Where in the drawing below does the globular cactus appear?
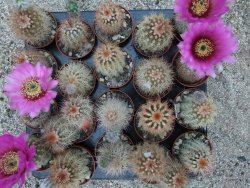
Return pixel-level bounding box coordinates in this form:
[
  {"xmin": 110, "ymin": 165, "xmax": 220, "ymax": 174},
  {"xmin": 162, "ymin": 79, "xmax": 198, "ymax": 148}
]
[
  {"xmin": 134, "ymin": 58, "xmax": 173, "ymax": 97},
  {"xmin": 22, "ymin": 110, "xmax": 51, "ymax": 129},
  {"xmin": 58, "ymin": 62, "xmax": 94, "ymax": 96},
  {"xmin": 175, "ymin": 90, "xmax": 217, "ymax": 129},
  {"xmin": 49, "ymin": 148, "xmax": 92, "ymax": 188},
  {"xmin": 173, "ymin": 133, "xmax": 213, "ymax": 175},
  {"xmin": 12, "ymin": 50, "xmax": 51, "ymax": 67},
  {"xmin": 9, "ymin": 5, "xmax": 55, "ymax": 46},
  {"xmin": 161, "ymin": 157, "xmax": 187, "ymax": 188},
  {"xmin": 41, "ymin": 116, "xmax": 80, "ymax": 154},
  {"xmin": 174, "ymin": 54, "xmax": 201, "ymax": 84},
  {"xmin": 97, "ymin": 98, "xmax": 131, "ymax": 131},
  {"xmin": 28, "ymin": 134, "xmax": 53, "ymax": 169},
  {"xmin": 95, "ymin": 2, "xmax": 125, "ymax": 35},
  {"xmin": 97, "ymin": 141, "xmax": 132, "ymax": 176},
  {"xmin": 137, "ymin": 100, "xmax": 175, "ymax": 139},
  {"xmin": 61, "ymin": 96, "xmax": 94, "ymax": 134},
  {"xmin": 93, "ymin": 43, "xmax": 127, "ymax": 78},
  {"xmin": 58, "ymin": 17, "xmax": 91, "ymax": 51},
  {"xmin": 172, "ymin": 14, "xmax": 188, "ymax": 35},
  {"xmin": 130, "ymin": 142, "xmax": 167, "ymax": 183},
  {"xmin": 104, "ymin": 129, "xmax": 121, "ymax": 143},
  {"xmin": 135, "ymin": 14, "xmax": 174, "ymax": 54}
]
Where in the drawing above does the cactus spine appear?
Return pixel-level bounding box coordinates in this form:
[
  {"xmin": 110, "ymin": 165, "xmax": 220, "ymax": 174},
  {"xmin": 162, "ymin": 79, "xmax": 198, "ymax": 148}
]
[
  {"xmin": 95, "ymin": 2, "xmax": 125, "ymax": 35},
  {"xmin": 135, "ymin": 58, "xmax": 173, "ymax": 97},
  {"xmin": 130, "ymin": 142, "xmax": 167, "ymax": 183},
  {"xmin": 137, "ymin": 100, "xmax": 175, "ymax": 139},
  {"xmin": 93, "ymin": 43, "xmax": 127, "ymax": 78},
  {"xmin": 135, "ymin": 14, "xmax": 174, "ymax": 54},
  {"xmin": 9, "ymin": 5, "xmax": 55, "ymax": 46},
  {"xmin": 49, "ymin": 148, "xmax": 92, "ymax": 188}
]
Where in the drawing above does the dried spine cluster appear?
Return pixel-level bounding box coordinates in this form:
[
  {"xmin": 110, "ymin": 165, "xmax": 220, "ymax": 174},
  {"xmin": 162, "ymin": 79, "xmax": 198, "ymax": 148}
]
[
  {"xmin": 137, "ymin": 100, "xmax": 175, "ymax": 139},
  {"xmin": 94, "ymin": 43, "xmax": 127, "ymax": 78}
]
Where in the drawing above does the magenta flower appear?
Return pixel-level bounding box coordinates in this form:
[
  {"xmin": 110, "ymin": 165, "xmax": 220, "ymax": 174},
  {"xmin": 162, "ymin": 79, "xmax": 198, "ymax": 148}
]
[
  {"xmin": 4, "ymin": 62, "xmax": 58, "ymax": 118},
  {"xmin": 0, "ymin": 133, "xmax": 37, "ymax": 188},
  {"xmin": 178, "ymin": 21, "xmax": 238, "ymax": 77},
  {"xmin": 174, "ymin": 0, "xmax": 232, "ymax": 23}
]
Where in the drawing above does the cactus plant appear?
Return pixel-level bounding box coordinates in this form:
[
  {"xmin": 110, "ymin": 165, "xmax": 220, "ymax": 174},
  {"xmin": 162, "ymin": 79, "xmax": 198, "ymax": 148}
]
[
  {"xmin": 174, "ymin": 53, "xmax": 203, "ymax": 84},
  {"xmin": 41, "ymin": 116, "xmax": 80, "ymax": 154},
  {"xmin": 95, "ymin": 2, "xmax": 125, "ymax": 36},
  {"xmin": 175, "ymin": 90, "xmax": 217, "ymax": 129},
  {"xmin": 97, "ymin": 98, "xmax": 131, "ymax": 131},
  {"xmin": 97, "ymin": 141, "xmax": 132, "ymax": 176},
  {"xmin": 22, "ymin": 111, "xmax": 51, "ymax": 129},
  {"xmin": 94, "ymin": 43, "xmax": 127, "ymax": 77},
  {"xmin": 172, "ymin": 14, "xmax": 188, "ymax": 36},
  {"xmin": 57, "ymin": 61, "xmax": 95, "ymax": 96},
  {"xmin": 104, "ymin": 129, "xmax": 121, "ymax": 143},
  {"xmin": 130, "ymin": 142, "xmax": 167, "ymax": 183},
  {"xmin": 9, "ymin": 5, "xmax": 56, "ymax": 47},
  {"xmin": 173, "ymin": 132, "xmax": 213, "ymax": 175},
  {"xmin": 61, "ymin": 96, "xmax": 94, "ymax": 135},
  {"xmin": 57, "ymin": 17, "xmax": 94, "ymax": 58},
  {"xmin": 28, "ymin": 134, "xmax": 53, "ymax": 169},
  {"xmin": 136, "ymin": 100, "xmax": 175, "ymax": 140},
  {"xmin": 134, "ymin": 58, "xmax": 173, "ymax": 98},
  {"xmin": 49, "ymin": 148, "xmax": 92, "ymax": 188},
  {"xmin": 161, "ymin": 157, "xmax": 187, "ymax": 188},
  {"xmin": 134, "ymin": 14, "xmax": 174, "ymax": 56}
]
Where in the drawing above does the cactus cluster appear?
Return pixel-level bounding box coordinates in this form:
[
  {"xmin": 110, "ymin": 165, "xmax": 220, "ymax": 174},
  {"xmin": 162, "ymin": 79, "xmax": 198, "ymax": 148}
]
[
  {"xmin": 49, "ymin": 148, "xmax": 92, "ymax": 188},
  {"xmin": 173, "ymin": 132, "xmax": 213, "ymax": 174},
  {"xmin": 130, "ymin": 142, "xmax": 167, "ymax": 183},
  {"xmin": 28, "ymin": 134, "xmax": 53, "ymax": 169},
  {"xmin": 97, "ymin": 141, "xmax": 132, "ymax": 176},
  {"xmin": 175, "ymin": 90, "xmax": 217, "ymax": 129},
  {"xmin": 174, "ymin": 54, "xmax": 202, "ymax": 84},
  {"xmin": 95, "ymin": 2, "xmax": 125, "ymax": 35},
  {"xmin": 58, "ymin": 17, "xmax": 92, "ymax": 52},
  {"xmin": 137, "ymin": 100, "xmax": 175, "ymax": 140},
  {"xmin": 93, "ymin": 43, "xmax": 127, "ymax": 78},
  {"xmin": 161, "ymin": 157, "xmax": 187, "ymax": 188},
  {"xmin": 22, "ymin": 110, "xmax": 51, "ymax": 129},
  {"xmin": 41, "ymin": 116, "xmax": 80, "ymax": 154},
  {"xmin": 58, "ymin": 62, "xmax": 94, "ymax": 96},
  {"xmin": 97, "ymin": 98, "xmax": 131, "ymax": 131},
  {"xmin": 61, "ymin": 96, "xmax": 94, "ymax": 135},
  {"xmin": 135, "ymin": 14, "xmax": 174, "ymax": 55},
  {"xmin": 134, "ymin": 58, "xmax": 173, "ymax": 97},
  {"xmin": 9, "ymin": 5, "xmax": 55, "ymax": 47}
]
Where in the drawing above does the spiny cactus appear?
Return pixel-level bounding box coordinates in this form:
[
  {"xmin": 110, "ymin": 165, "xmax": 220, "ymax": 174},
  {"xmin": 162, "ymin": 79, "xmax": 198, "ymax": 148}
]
[
  {"xmin": 134, "ymin": 58, "xmax": 173, "ymax": 97},
  {"xmin": 58, "ymin": 17, "xmax": 92, "ymax": 52},
  {"xmin": 22, "ymin": 110, "xmax": 51, "ymax": 129},
  {"xmin": 95, "ymin": 2, "xmax": 125, "ymax": 35},
  {"xmin": 161, "ymin": 157, "xmax": 187, "ymax": 188},
  {"xmin": 135, "ymin": 14, "xmax": 174, "ymax": 55},
  {"xmin": 58, "ymin": 62, "xmax": 94, "ymax": 96},
  {"xmin": 9, "ymin": 5, "xmax": 56, "ymax": 47},
  {"xmin": 172, "ymin": 14, "xmax": 188, "ymax": 36},
  {"xmin": 61, "ymin": 96, "xmax": 94, "ymax": 134},
  {"xmin": 130, "ymin": 142, "xmax": 167, "ymax": 183},
  {"xmin": 104, "ymin": 129, "xmax": 121, "ymax": 143},
  {"xmin": 97, "ymin": 98, "xmax": 131, "ymax": 131},
  {"xmin": 174, "ymin": 54, "xmax": 201, "ymax": 84},
  {"xmin": 41, "ymin": 116, "xmax": 80, "ymax": 154},
  {"xmin": 93, "ymin": 43, "xmax": 127, "ymax": 78},
  {"xmin": 175, "ymin": 90, "xmax": 217, "ymax": 129},
  {"xmin": 49, "ymin": 148, "xmax": 92, "ymax": 188},
  {"xmin": 173, "ymin": 133, "xmax": 213, "ymax": 174},
  {"xmin": 97, "ymin": 141, "xmax": 132, "ymax": 176},
  {"xmin": 28, "ymin": 134, "xmax": 53, "ymax": 169},
  {"xmin": 137, "ymin": 100, "xmax": 175, "ymax": 140}
]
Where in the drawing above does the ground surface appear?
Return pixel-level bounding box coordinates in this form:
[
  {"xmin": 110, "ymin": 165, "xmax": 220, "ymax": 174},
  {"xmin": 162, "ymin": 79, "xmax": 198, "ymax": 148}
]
[{"xmin": 0, "ymin": 0, "xmax": 249, "ymax": 188}]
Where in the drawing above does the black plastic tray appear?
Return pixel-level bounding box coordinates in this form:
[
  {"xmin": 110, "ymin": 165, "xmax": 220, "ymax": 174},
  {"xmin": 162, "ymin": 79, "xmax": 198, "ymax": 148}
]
[{"xmin": 27, "ymin": 9, "xmax": 207, "ymax": 180}]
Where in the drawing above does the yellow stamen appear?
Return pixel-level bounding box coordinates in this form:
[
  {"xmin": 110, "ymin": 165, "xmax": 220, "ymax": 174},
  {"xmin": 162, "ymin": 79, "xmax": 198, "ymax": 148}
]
[
  {"xmin": 194, "ymin": 38, "xmax": 214, "ymax": 59},
  {"xmin": 22, "ymin": 78, "xmax": 44, "ymax": 100},
  {"xmin": 190, "ymin": 0, "xmax": 210, "ymax": 17},
  {"xmin": 0, "ymin": 151, "xmax": 19, "ymax": 175}
]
